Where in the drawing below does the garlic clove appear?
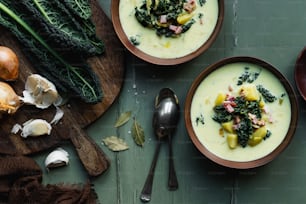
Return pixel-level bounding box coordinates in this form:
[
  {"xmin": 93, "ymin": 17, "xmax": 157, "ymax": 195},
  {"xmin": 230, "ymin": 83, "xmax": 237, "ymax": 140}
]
[
  {"xmin": 22, "ymin": 74, "xmax": 59, "ymax": 109},
  {"xmin": 44, "ymin": 147, "xmax": 69, "ymax": 170},
  {"xmin": 20, "ymin": 119, "xmax": 52, "ymax": 138}
]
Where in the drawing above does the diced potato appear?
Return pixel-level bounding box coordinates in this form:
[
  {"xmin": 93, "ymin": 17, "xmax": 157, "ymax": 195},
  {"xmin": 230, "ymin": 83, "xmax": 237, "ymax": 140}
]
[
  {"xmin": 259, "ymin": 99, "xmax": 265, "ymax": 108},
  {"xmin": 252, "ymin": 126, "xmax": 267, "ymax": 138},
  {"xmin": 227, "ymin": 133, "xmax": 238, "ymax": 149},
  {"xmin": 248, "ymin": 126, "xmax": 267, "ymax": 146},
  {"xmin": 240, "ymin": 84, "xmax": 259, "ymax": 101},
  {"xmin": 146, "ymin": 0, "xmax": 152, "ymax": 11},
  {"xmin": 177, "ymin": 13, "xmax": 194, "ymax": 24},
  {"xmin": 221, "ymin": 121, "xmax": 234, "ymax": 133},
  {"xmin": 214, "ymin": 93, "xmax": 226, "ymax": 106},
  {"xmin": 248, "ymin": 136, "xmax": 263, "ymax": 146}
]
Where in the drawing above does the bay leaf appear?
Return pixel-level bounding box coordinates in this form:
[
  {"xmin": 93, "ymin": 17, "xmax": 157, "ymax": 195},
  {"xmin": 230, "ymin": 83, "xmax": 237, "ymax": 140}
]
[
  {"xmin": 102, "ymin": 136, "xmax": 129, "ymax": 152},
  {"xmin": 131, "ymin": 118, "xmax": 145, "ymax": 146},
  {"xmin": 114, "ymin": 111, "xmax": 132, "ymax": 127}
]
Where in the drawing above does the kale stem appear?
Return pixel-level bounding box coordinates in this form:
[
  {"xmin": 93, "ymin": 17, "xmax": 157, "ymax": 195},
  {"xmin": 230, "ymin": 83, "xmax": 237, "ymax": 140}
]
[{"xmin": 32, "ymin": 0, "xmax": 52, "ymax": 23}]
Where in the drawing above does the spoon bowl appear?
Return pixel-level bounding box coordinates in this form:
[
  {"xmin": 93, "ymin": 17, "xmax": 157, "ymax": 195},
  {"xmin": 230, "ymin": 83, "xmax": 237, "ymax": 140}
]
[
  {"xmin": 295, "ymin": 47, "xmax": 306, "ymax": 101},
  {"xmin": 153, "ymin": 88, "xmax": 180, "ymax": 139}
]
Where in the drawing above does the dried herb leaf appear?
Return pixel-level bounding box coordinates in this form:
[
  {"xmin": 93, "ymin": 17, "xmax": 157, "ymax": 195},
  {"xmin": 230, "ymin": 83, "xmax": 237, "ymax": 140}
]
[
  {"xmin": 102, "ymin": 136, "xmax": 129, "ymax": 152},
  {"xmin": 131, "ymin": 118, "xmax": 145, "ymax": 146},
  {"xmin": 114, "ymin": 111, "xmax": 132, "ymax": 127}
]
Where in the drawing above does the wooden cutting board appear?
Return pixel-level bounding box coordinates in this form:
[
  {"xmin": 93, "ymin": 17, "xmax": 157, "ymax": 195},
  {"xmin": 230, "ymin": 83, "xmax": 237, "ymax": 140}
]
[{"xmin": 0, "ymin": 0, "xmax": 125, "ymax": 176}]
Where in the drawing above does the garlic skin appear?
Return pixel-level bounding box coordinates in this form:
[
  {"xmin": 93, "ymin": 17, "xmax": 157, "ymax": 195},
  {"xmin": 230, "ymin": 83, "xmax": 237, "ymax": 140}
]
[
  {"xmin": 16, "ymin": 119, "xmax": 52, "ymax": 138},
  {"xmin": 22, "ymin": 74, "xmax": 60, "ymax": 109},
  {"xmin": 0, "ymin": 81, "xmax": 20, "ymax": 115},
  {"xmin": 44, "ymin": 147, "xmax": 69, "ymax": 170}
]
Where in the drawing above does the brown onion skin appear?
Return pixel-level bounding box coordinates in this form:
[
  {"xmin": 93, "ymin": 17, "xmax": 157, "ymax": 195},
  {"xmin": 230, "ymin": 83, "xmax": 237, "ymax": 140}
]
[{"xmin": 0, "ymin": 46, "xmax": 19, "ymax": 81}]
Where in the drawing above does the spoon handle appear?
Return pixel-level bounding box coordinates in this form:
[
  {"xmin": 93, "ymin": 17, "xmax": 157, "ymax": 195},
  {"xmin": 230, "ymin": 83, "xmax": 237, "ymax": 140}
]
[
  {"xmin": 140, "ymin": 141, "xmax": 162, "ymax": 203},
  {"xmin": 168, "ymin": 134, "xmax": 178, "ymax": 190}
]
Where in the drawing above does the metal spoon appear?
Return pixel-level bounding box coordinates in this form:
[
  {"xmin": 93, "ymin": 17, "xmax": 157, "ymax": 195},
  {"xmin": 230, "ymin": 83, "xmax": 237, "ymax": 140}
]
[{"xmin": 140, "ymin": 88, "xmax": 180, "ymax": 202}]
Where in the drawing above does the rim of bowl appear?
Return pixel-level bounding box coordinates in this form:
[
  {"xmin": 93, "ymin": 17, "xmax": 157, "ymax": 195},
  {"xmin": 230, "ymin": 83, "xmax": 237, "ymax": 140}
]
[
  {"xmin": 184, "ymin": 56, "xmax": 299, "ymax": 169},
  {"xmin": 111, "ymin": 0, "xmax": 225, "ymax": 66},
  {"xmin": 294, "ymin": 46, "xmax": 306, "ymax": 101}
]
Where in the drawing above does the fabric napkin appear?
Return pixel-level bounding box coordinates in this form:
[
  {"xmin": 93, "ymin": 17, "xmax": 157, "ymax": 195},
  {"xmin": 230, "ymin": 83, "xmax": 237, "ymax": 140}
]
[{"xmin": 0, "ymin": 155, "xmax": 98, "ymax": 204}]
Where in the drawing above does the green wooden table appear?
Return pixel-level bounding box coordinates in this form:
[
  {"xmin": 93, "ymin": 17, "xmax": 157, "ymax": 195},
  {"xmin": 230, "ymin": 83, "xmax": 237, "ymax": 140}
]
[{"xmin": 33, "ymin": 1, "xmax": 306, "ymax": 203}]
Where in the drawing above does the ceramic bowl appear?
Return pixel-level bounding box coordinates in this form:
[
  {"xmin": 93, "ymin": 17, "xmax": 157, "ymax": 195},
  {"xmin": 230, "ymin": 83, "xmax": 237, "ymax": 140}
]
[
  {"xmin": 184, "ymin": 56, "xmax": 298, "ymax": 169},
  {"xmin": 111, "ymin": 0, "xmax": 224, "ymax": 65},
  {"xmin": 295, "ymin": 47, "xmax": 306, "ymax": 101}
]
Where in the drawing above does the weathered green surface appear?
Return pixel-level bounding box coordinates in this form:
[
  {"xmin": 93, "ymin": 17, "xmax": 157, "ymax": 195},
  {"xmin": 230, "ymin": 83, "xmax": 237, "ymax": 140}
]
[{"xmin": 33, "ymin": 0, "xmax": 306, "ymax": 203}]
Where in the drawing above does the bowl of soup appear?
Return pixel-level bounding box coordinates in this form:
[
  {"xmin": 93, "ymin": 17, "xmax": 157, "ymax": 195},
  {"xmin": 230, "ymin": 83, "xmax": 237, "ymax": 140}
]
[
  {"xmin": 184, "ymin": 56, "xmax": 298, "ymax": 169},
  {"xmin": 111, "ymin": 0, "xmax": 224, "ymax": 65}
]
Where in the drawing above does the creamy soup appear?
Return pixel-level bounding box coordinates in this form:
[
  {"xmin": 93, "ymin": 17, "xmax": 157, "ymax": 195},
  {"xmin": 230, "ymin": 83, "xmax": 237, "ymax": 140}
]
[
  {"xmin": 119, "ymin": 0, "xmax": 219, "ymax": 58},
  {"xmin": 190, "ymin": 63, "xmax": 291, "ymax": 162}
]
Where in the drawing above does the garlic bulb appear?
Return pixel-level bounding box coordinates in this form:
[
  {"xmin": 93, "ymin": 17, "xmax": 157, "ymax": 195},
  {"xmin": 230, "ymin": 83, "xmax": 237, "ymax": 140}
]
[
  {"xmin": 0, "ymin": 81, "xmax": 20, "ymax": 115},
  {"xmin": 44, "ymin": 147, "xmax": 69, "ymax": 170},
  {"xmin": 22, "ymin": 74, "xmax": 60, "ymax": 109},
  {"xmin": 12, "ymin": 119, "xmax": 52, "ymax": 138}
]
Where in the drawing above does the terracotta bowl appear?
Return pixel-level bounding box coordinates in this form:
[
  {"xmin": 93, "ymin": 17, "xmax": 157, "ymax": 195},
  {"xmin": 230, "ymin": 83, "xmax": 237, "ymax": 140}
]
[
  {"xmin": 111, "ymin": 0, "xmax": 224, "ymax": 66},
  {"xmin": 295, "ymin": 47, "xmax": 306, "ymax": 101},
  {"xmin": 184, "ymin": 56, "xmax": 298, "ymax": 169}
]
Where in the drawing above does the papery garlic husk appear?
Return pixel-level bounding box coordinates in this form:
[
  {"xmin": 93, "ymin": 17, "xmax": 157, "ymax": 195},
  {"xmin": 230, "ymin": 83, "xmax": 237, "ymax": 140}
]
[
  {"xmin": 0, "ymin": 81, "xmax": 20, "ymax": 115},
  {"xmin": 44, "ymin": 147, "xmax": 69, "ymax": 170},
  {"xmin": 22, "ymin": 74, "xmax": 60, "ymax": 109},
  {"xmin": 13, "ymin": 119, "xmax": 52, "ymax": 138}
]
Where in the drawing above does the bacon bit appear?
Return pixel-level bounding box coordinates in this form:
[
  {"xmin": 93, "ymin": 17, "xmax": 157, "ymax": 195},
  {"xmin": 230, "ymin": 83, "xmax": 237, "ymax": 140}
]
[
  {"xmin": 169, "ymin": 25, "xmax": 177, "ymax": 31},
  {"xmin": 175, "ymin": 26, "xmax": 183, "ymax": 34},
  {"xmin": 234, "ymin": 116, "xmax": 241, "ymax": 124},
  {"xmin": 257, "ymin": 120, "xmax": 265, "ymax": 126},
  {"xmin": 199, "ymin": 19, "xmax": 204, "ymax": 25},
  {"xmin": 183, "ymin": 2, "xmax": 196, "ymax": 13},
  {"xmin": 228, "ymin": 85, "xmax": 233, "ymax": 92},
  {"xmin": 223, "ymin": 100, "xmax": 237, "ymax": 108},
  {"xmin": 160, "ymin": 15, "xmax": 167, "ymax": 24},
  {"xmin": 225, "ymin": 94, "xmax": 235, "ymax": 101},
  {"xmin": 248, "ymin": 113, "xmax": 266, "ymax": 127},
  {"xmin": 224, "ymin": 103, "xmax": 234, "ymax": 113},
  {"xmin": 169, "ymin": 25, "xmax": 183, "ymax": 34}
]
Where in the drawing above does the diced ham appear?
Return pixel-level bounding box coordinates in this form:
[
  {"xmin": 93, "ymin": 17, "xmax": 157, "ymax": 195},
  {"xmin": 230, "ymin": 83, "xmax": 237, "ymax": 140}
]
[
  {"xmin": 169, "ymin": 25, "xmax": 183, "ymax": 34},
  {"xmin": 223, "ymin": 100, "xmax": 236, "ymax": 107},
  {"xmin": 160, "ymin": 15, "xmax": 167, "ymax": 24},
  {"xmin": 183, "ymin": 2, "xmax": 196, "ymax": 13},
  {"xmin": 174, "ymin": 26, "xmax": 183, "ymax": 34},
  {"xmin": 169, "ymin": 25, "xmax": 178, "ymax": 31},
  {"xmin": 226, "ymin": 94, "xmax": 235, "ymax": 101},
  {"xmin": 228, "ymin": 85, "xmax": 233, "ymax": 92},
  {"xmin": 224, "ymin": 104, "xmax": 235, "ymax": 113}
]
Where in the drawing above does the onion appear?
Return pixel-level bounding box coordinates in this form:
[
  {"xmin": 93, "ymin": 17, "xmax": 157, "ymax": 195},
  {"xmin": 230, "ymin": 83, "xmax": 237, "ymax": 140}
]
[
  {"xmin": 0, "ymin": 81, "xmax": 20, "ymax": 115},
  {"xmin": 0, "ymin": 46, "xmax": 19, "ymax": 81}
]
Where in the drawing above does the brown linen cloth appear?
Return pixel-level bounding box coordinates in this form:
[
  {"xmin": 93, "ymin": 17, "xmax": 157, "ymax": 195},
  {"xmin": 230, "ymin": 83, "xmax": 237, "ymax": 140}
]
[{"xmin": 0, "ymin": 155, "xmax": 98, "ymax": 204}]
